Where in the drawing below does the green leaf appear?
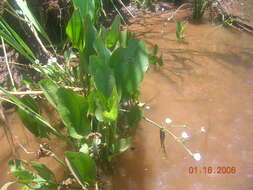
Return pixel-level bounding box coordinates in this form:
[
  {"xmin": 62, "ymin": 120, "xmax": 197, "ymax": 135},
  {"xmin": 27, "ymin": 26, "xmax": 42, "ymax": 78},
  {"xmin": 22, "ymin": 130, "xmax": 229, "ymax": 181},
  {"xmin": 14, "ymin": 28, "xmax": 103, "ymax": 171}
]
[
  {"xmin": 66, "ymin": 10, "xmax": 85, "ymax": 51},
  {"xmin": 82, "ymin": 18, "xmax": 97, "ymax": 57},
  {"xmin": 18, "ymin": 96, "xmax": 50, "ymax": 138},
  {"xmin": 119, "ymin": 29, "xmax": 129, "ymax": 48},
  {"xmin": 102, "ymin": 87, "xmax": 119, "ymax": 121},
  {"xmin": 8, "ymin": 159, "xmax": 26, "ymax": 172},
  {"xmin": 66, "ymin": 10, "xmax": 97, "ymax": 54},
  {"xmin": 109, "ymin": 39, "xmax": 149, "ymax": 97},
  {"xmin": 1, "ymin": 182, "xmax": 16, "ymax": 190},
  {"xmin": 106, "ymin": 15, "xmax": 121, "ymax": 48},
  {"xmin": 94, "ymin": 34, "xmax": 111, "ymax": 63},
  {"xmin": 40, "ymin": 80, "xmax": 91, "ymax": 139},
  {"xmin": 176, "ymin": 21, "xmax": 186, "ymax": 41},
  {"xmin": 94, "ymin": 87, "xmax": 119, "ymax": 122},
  {"xmin": 11, "ymin": 170, "xmax": 34, "ymax": 184},
  {"xmin": 0, "ymin": 87, "xmax": 59, "ymax": 137},
  {"xmin": 31, "ymin": 162, "xmax": 56, "ymax": 182},
  {"xmin": 73, "ymin": 0, "xmax": 97, "ymax": 22},
  {"xmin": 89, "ymin": 56, "xmax": 115, "ymax": 98},
  {"xmin": 0, "ymin": 18, "xmax": 35, "ymax": 62},
  {"xmin": 65, "ymin": 152, "xmax": 97, "ymax": 186},
  {"xmin": 87, "ymin": 90, "xmax": 97, "ymax": 116}
]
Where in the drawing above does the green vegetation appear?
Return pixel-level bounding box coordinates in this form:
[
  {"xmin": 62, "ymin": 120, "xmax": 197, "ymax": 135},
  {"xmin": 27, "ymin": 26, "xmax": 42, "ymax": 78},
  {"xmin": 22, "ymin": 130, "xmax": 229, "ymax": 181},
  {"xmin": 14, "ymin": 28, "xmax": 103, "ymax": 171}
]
[
  {"xmin": 0, "ymin": 0, "xmax": 233, "ymax": 189},
  {"xmin": 0, "ymin": 0, "xmax": 150, "ymax": 189},
  {"xmin": 192, "ymin": 0, "xmax": 213, "ymax": 21},
  {"xmin": 176, "ymin": 21, "xmax": 186, "ymax": 42}
]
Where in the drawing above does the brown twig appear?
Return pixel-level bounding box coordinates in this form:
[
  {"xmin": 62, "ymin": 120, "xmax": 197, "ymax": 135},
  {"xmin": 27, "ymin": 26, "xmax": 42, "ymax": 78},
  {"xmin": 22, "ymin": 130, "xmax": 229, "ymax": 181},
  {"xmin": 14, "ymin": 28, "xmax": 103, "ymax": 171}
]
[
  {"xmin": 1, "ymin": 37, "xmax": 16, "ymax": 90},
  {"xmin": 0, "ymin": 87, "xmax": 84, "ymax": 97}
]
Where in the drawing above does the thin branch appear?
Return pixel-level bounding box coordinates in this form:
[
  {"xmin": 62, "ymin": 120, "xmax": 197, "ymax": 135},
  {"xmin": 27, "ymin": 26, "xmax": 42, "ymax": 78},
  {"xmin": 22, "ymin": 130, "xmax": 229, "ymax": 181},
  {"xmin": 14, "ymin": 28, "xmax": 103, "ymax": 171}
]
[
  {"xmin": 167, "ymin": 3, "xmax": 191, "ymax": 21},
  {"xmin": 0, "ymin": 87, "xmax": 84, "ymax": 96},
  {"xmin": 1, "ymin": 37, "xmax": 16, "ymax": 90},
  {"xmin": 19, "ymin": 14, "xmax": 52, "ymax": 57},
  {"xmin": 117, "ymin": 0, "xmax": 135, "ymax": 18},
  {"xmin": 143, "ymin": 116, "xmax": 193, "ymax": 157}
]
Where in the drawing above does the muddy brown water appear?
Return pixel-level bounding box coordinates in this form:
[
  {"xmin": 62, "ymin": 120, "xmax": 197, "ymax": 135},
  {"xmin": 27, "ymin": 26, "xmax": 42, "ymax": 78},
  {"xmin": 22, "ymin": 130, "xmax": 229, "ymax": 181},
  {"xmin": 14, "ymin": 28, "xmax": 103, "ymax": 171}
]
[
  {"xmin": 111, "ymin": 10, "xmax": 253, "ymax": 190},
  {"xmin": 1, "ymin": 6, "xmax": 253, "ymax": 190}
]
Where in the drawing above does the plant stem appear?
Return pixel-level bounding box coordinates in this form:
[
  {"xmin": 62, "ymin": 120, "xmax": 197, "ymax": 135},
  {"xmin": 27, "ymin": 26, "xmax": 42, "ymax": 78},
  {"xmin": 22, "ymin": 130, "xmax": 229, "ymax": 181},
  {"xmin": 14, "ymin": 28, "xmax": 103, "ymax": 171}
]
[
  {"xmin": 1, "ymin": 37, "xmax": 16, "ymax": 90},
  {"xmin": 143, "ymin": 116, "xmax": 193, "ymax": 157},
  {"xmin": 0, "ymin": 87, "xmax": 83, "ymax": 96}
]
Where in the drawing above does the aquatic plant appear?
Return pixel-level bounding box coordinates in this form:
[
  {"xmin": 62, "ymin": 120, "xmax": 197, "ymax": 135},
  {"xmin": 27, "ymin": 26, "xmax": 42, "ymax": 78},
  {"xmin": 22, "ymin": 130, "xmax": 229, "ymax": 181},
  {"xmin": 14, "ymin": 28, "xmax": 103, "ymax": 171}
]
[
  {"xmin": 0, "ymin": 0, "xmax": 150, "ymax": 189},
  {"xmin": 192, "ymin": 0, "xmax": 213, "ymax": 21},
  {"xmin": 149, "ymin": 44, "xmax": 163, "ymax": 67},
  {"xmin": 176, "ymin": 21, "xmax": 186, "ymax": 42},
  {"xmin": 0, "ymin": 0, "xmax": 204, "ymax": 189}
]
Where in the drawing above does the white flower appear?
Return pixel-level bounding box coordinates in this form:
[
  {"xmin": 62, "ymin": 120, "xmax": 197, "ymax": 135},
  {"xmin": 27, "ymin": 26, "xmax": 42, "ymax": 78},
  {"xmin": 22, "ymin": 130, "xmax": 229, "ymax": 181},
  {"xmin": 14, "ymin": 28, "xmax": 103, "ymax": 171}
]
[
  {"xmin": 145, "ymin": 105, "xmax": 151, "ymax": 110},
  {"xmin": 200, "ymin": 127, "xmax": 206, "ymax": 133},
  {"xmin": 51, "ymin": 57, "xmax": 57, "ymax": 63},
  {"xmin": 47, "ymin": 57, "xmax": 57, "ymax": 64},
  {"xmin": 165, "ymin": 118, "xmax": 172, "ymax": 124},
  {"xmin": 193, "ymin": 153, "xmax": 201, "ymax": 161},
  {"xmin": 35, "ymin": 59, "xmax": 40, "ymax": 64},
  {"xmin": 181, "ymin": 131, "xmax": 189, "ymax": 139}
]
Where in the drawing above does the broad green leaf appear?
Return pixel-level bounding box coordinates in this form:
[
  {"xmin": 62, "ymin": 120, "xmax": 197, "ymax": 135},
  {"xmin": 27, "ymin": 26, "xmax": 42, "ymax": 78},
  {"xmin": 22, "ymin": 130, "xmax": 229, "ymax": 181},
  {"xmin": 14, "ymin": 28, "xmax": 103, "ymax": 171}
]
[
  {"xmin": 89, "ymin": 56, "xmax": 115, "ymax": 98},
  {"xmin": 73, "ymin": 0, "xmax": 97, "ymax": 22},
  {"xmin": 8, "ymin": 159, "xmax": 57, "ymax": 189},
  {"xmin": 87, "ymin": 90, "xmax": 96, "ymax": 116},
  {"xmin": 1, "ymin": 182, "xmax": 15, "ymax": 190},
  {"xmin": 66, "ymin": 10, "xmax": 85, "ymax": 51},
  {"xmin": 94, "ymin": 34, "xmax": 111, "ymax": 63},
  {"xmin": 102, "ymin": 87, "xmax": 119, "ymax": 121},
  {"xmin": 31, "ymin": 162, "xmax": 56, "ymax": 182},
  {"xmin": 65, "ymin": 152, "xmax": 97, "ymax": 185},
  {"xmin": 109, "ymin": 39, "xmax": 149, "ymax": 97},
  {"xmin": 83, "ymin": 18, "xmax": 97, "ymax": 57},
  {"xmin": 94, "ymin": 87, "xmax": 119, "ymax": 122},
  {"xmin": 11, "ymin": 170, "xmax": 34, "ymax": 184},
  {"xmin": 40, "ymin": 80, "xmax": 91, "ymax": 139},
  {"xmin": 106, "ymin": 15, "xmax": 121, "ymax": 48},
  {"xmin": 18, "ymin": 96, "xmax": 50, "ymax": 138}
]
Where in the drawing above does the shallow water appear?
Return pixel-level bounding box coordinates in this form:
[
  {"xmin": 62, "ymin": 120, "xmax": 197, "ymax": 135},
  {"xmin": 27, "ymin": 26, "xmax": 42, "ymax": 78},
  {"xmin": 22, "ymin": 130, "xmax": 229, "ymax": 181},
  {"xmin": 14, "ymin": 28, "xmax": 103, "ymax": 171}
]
[
  {"xmin": 112, "ymin": 9, "xmax": 253, "ymax": 190},
  {"xmin": 0, "ymin": 105, "xmax": 68, "ymax": 188}
]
